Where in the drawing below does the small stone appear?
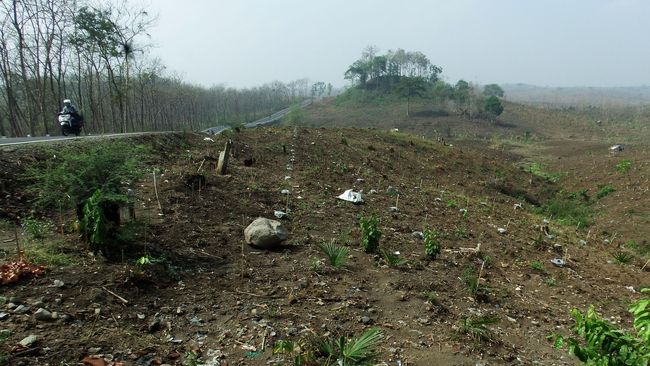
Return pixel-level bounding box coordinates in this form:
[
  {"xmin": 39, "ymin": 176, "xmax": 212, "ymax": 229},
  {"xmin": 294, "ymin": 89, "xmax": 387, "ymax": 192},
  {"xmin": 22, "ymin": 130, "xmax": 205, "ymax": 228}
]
[
  {"xmin": 189, "ymin": 317, "xmax": 203, "ymax": 326},
  {"xmin": 32, "ymin": 300, "xmax": 45, "ymax": 308},
  {"xmin": 386, "ymin": 186, "xmax": 398, "ymax": 195},
  {"xmin": 53, "ymin": 280, "xmax": 65, "ymax": 288},
  {"xmin": 388, "ymin": 206, "xmax": 400, "ymax": 213},
  {"xmin": 34, "ymin": 308, "xmax": 54, "ymax": 321},
  {"xmin": 280, "ymin": 189, "xmax": 291, "ymax": 195},
  {"xmin": 360, "ymin": 316, "xmax": 372, "ymax": 325},
  {"xmin": 8, "ymin": 297, "xmax": 22, "ymax": 304},
  {"xmin": 412, "ymin": 231, "xmax": 424, "ymax": 240},
  {"xmin": 94, "ymin": 308, "xmax": 101, "ymax": 315},
  {"xmin": 13, "ymin": 305, "xmax": 30, "ymax": 314},
  {"xmin": 137, "ymin": 313, "xmax": 146, "ymax": 320},
  {"xmin": 19, "ymin": 334, "xmax": 38, "ymax": 347},
  {"xmin": 497, "ymin": 228, "xmax": 507, "ymax": 235},
  {"xmin": 0, "ymin": 312, "xmax": 9, "ymax": 320},
  {"xmin": 88, "ymin": 347, "xmax": 102, "ymax": 354},
  {"xmin": 6, "ymin": 303, "xmax": 16, "ymax": 310}
]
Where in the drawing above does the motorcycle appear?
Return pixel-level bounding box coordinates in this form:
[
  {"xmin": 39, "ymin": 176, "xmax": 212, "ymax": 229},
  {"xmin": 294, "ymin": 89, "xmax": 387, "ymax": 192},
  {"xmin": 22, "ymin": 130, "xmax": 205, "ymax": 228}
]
[{"xmin": 58, "ymin": 112, "xmax": 83, "ymax": 136}]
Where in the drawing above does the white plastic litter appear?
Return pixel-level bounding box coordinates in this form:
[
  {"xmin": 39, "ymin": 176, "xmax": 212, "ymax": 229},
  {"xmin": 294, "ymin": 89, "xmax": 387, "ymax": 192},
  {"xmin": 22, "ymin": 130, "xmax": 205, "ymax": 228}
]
[
  {"xmin": 281, "ymin": 189, "xmax": 290, "ymax": 195},
  {"xmin": 389, "ymin": 206, "xmax": 400, "ymax": 212},
  {"xmin": 550, "ymin": 258, "xmax": 566, "ymax": 267},
  {"xmin": 497, "ymin": 228, "xmax": 507, "ymax": 234},
  {"xmin": 274, "ymin": 210, "xmax": 289, "ymax": 219},
  {"xmin": 337, "ymin": 189, "xmax": 364, "ymax": 204},
  {"xmin": 203, "ymin": 137, "xmax": 214, "ymax": 142}
]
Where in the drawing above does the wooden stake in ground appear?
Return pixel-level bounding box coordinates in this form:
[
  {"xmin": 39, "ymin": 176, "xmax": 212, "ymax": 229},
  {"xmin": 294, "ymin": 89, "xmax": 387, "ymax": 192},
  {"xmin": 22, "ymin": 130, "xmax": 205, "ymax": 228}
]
[
  {"xmin": 14, "ymin": 226, "xmax": 23, "ymax": 261},
  {"xmin": 152, "ymin": 168, "xmax": 163, "ymax": 214},
  {"xmin": 217, "ymin": 139, "xmax": 233, "ymax": 175}
]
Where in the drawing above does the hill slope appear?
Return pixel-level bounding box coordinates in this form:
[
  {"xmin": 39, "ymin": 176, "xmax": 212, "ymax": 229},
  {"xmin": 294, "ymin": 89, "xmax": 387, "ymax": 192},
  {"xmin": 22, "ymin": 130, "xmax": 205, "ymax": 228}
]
[{"xmin": 0, "ymin": 130, "xmax": 647, "ymax": 365}]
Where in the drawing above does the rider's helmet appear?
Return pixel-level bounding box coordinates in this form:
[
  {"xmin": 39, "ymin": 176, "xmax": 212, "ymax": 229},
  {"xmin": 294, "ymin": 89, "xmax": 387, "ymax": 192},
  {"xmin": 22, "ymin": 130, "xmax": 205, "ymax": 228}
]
[{"xmin": 63, "ymin": 99, "xmax": 71, "ymax": 105}]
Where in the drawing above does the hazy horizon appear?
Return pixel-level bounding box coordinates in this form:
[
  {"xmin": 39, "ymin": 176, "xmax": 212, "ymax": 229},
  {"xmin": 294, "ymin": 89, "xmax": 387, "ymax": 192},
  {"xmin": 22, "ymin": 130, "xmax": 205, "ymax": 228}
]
[{"xmin": 145, "ymin": 0, "xmax": 650, "ymax": 89}]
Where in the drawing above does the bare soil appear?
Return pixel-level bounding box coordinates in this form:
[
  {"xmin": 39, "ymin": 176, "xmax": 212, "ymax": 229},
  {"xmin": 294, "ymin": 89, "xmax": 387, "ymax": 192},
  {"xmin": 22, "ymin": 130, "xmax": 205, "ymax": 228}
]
[{"xmin": 0, "ymin": 129, "xmax": 647, "ymax": 366}]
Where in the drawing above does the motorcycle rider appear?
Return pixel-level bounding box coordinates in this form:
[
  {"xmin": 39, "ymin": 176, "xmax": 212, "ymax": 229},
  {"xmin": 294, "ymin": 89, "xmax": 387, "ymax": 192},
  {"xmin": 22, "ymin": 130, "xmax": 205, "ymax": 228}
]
[
  {"xmin": 59, "ymin": 99, "xmax": 83, "ymax": 125},
  {"xmin": 60, "ymin": 99, "xmax": 77, "ymax": 115}
]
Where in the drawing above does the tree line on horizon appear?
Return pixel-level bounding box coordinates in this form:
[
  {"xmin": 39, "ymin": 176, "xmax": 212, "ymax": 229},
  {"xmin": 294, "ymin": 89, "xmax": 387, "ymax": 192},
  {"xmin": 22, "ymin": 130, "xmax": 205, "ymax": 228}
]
[
  {"xmin": 343, "ymin": 46, "xmax": 505, "ymax": 119},
  {"xmin": 0, "ymin": 0, "xmax": 321, "ymax": 137}
]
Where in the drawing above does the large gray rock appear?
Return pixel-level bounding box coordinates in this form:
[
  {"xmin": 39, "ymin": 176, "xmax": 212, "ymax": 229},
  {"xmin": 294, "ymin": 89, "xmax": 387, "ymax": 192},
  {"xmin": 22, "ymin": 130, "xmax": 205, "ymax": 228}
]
[{"xmin": 244, "ymin": 218, "xmax": 288, "ymax": 249}]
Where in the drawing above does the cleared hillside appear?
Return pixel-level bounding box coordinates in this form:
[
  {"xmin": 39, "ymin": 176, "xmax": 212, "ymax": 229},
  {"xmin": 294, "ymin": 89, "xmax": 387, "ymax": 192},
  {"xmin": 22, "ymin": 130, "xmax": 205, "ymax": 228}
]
[{"xmin": 0, "ymin": 130, "xmax": 647, "ymax": 365}]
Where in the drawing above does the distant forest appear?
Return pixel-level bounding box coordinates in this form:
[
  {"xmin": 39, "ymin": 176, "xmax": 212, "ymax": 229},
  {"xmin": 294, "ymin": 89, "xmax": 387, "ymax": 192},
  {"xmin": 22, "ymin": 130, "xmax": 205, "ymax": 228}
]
[
  {"xmin": 0, "ymin": 0, "xmax": 326, "ymax": 137},
  {"xmin": 502, "ymin": 84, "xmax": 650, "ymax": 107}
]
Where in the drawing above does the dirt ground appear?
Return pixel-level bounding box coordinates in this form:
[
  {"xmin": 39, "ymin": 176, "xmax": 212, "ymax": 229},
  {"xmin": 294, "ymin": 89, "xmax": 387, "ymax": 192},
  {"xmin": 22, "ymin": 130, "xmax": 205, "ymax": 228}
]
[{"xmin": 0, "ymin": 129, "xmax": 648, "ymax": 366}]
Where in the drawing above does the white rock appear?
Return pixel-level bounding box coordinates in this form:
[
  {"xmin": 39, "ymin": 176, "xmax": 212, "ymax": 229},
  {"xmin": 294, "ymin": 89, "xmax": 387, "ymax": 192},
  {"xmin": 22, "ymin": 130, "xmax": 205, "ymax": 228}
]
[{"xmin": 244, "ymin": 218, "xmax": 289, "ymax": 249}]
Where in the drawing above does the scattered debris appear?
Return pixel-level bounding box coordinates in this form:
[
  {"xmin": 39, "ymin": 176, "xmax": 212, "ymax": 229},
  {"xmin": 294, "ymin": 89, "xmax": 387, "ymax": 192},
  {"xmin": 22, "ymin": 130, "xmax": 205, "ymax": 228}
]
[
  {"xmin": 18, "ymin": 334, "xmax": 38, "ymax": 348},
  {"xmin": 550, "ymin": 258, "xmax": 566, "ymax": 267},
  {"xmin": 388, "ymin": 206, "xmax": 400, "ymax": 213},
  {"xmin": 0, "ymin": 260, "xmax": 46, "ymax": 285},
  {"xmin": 337, "ymin": 189, "xmax": 364, "ymax": 204},
  {"xmin": 497, "ymin": 228, "xmax": 507, "ymax": 235},
  {"xmin": 52, "ymin": 279, "xmax": 65, "ymax": 288},
  {"xmin": 273, "ymin": 210, "xmax": 289, "ymax": 219},
  {"xmin": 609, "ymin": 144, "xmax": 624, "ymax": 152},
  {"xmin": 412, "ymin": 231, "xmax": 424, "ymax": 240},
  {"xmin": 280, "ymin": 189, "xmax": 291, "ymax": 195}
]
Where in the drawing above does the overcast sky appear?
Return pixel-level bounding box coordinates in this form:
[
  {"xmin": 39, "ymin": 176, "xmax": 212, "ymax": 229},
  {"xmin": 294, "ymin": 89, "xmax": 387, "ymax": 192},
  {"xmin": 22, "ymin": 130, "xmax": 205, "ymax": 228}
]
[{"xmin": 145, "ymin": 0, "xmax": 650, "ymax": 88}]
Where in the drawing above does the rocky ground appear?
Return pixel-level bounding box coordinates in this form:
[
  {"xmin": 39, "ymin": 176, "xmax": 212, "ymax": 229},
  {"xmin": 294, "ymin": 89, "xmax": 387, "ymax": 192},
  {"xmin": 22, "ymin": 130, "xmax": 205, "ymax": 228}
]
[{"xmin": 0, "ymin": 129, "xmax": 647, "ymax": 366}]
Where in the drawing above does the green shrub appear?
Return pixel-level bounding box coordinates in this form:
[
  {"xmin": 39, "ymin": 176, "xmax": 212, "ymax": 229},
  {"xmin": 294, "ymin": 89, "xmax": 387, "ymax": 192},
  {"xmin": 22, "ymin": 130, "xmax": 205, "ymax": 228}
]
[
  {"xmin": 24, "ymin": 141, "xmax": 146, "ymax": 211},
  {"xmin": 359, "ymin": 214, "xmax": 381, "ymax": 253},
  {"xmin": 554, "ymin": 289, "xmax": 650, "ymax": 365},
  {"xmin": 24, "ymin": 141, "xmax": 148, "ymax": 255},
  {"xmin": 424, "ymin": 229, "xmax": 441, "ymax": 259}
]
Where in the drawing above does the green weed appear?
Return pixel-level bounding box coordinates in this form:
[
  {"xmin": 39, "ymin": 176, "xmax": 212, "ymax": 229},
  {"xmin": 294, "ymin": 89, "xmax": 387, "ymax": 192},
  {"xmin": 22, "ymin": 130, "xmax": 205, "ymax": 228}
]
[
  {"xmin": 381, "ymin": 250, "xmax": 407, "ymax": 267},
  {"xmin": 596, "ymin": 185, "xmax": 615, "ymax": 199},
  {"xmin": 460, "ymin": 315, "xmax": 499, "ymax": 343},
  {"xmin": 615, "ymin": 159, "xmax": 632, "ymax": 174},
  {"xmin": 317, "ymin": 328, "xmax": 383, "ymax": 366},
  {"xmin": 536, "ymin": 196, "xmax": 592, "ymax": 229},
  {"xmin": 319, "ymin": 241, "xmax": 349, "ymax": 268},
  {"xmin": 22, "ymin": 218, "xmax": 53, "ymax": 240},
  {"xmin": 24, "ymin": 241, "xmax": 75, "ymax": 267},
  {"xmin": 423, "ymin": 229, "xmax": 441, "ymax": 259},
  {"xmin": 359, "ymin": 214, "xmax": 381, "ymax": 253},
  {"xmin": 530, "ymin": 261, "xmax": 544, "ymax": 271},
  {"xmin": 612, "ymin": 251, "xmax": 633, "ymax": 265}
]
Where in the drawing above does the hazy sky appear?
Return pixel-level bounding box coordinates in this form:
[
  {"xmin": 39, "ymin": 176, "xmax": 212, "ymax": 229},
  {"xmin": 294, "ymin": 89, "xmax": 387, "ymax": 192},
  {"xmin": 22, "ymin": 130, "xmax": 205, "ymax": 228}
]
[{"xmin": 145, "ymin": 0, "xmax": 650, "ymax": 88}]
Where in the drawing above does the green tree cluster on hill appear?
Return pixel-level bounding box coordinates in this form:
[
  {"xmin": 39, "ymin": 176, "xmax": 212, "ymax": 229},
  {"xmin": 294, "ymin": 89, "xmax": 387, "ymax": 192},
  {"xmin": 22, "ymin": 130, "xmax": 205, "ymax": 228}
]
[{"xmin": 342, "ymin": 46, "xmax": 505, "ymax": 120}]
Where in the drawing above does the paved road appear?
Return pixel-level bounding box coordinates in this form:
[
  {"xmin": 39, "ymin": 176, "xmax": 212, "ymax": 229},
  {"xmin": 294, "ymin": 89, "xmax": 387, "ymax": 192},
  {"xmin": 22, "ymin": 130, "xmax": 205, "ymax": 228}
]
[
  {"xmin": 0, "ymin": 100, "xmax": 313, "ymax": 146},
  {"xmin": 202, "ymin": 99, "xmax": 312, "ymax": 134},
  {"xmin": 0, "ymin": 132, "xmax": 168, "ymax": 147}
]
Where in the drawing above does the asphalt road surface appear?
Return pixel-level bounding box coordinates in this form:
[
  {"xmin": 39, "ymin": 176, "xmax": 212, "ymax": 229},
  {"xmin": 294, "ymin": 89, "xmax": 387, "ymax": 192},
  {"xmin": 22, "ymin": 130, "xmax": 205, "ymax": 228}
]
[{"xmin": 0, "ymin": 100, "xmax": 313, "ymax": 146}]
